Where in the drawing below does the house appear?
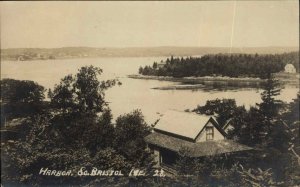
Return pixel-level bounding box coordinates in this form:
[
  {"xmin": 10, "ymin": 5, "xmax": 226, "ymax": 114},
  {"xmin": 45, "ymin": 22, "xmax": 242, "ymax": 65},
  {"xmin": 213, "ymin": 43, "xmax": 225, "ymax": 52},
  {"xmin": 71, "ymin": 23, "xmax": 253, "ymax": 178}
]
[
  {"xmin": 284, "ymin": 64, "xmax": 296, "ymax": 73},
  {"xmin": 17, "ymin": 55, "xmax": 31, "ymax": 61},
  {"xmin": 17, "ymin": 55, "xmax": 25, "ymax": 61},
  {"xmin": 145, "ymin": 110, "xmax": 252, "ymax": 173},
  {"xmin": 157, "ymin": 62, "xmax": 166, "ymax": 69}
]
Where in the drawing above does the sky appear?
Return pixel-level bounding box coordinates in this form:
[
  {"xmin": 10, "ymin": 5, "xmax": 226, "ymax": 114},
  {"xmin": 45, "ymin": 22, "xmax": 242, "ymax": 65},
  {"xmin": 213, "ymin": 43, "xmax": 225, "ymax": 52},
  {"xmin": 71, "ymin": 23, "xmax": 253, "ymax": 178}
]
[{"xmin": 0, "ymin": 1, "xmax": 299, "ymax": 49}]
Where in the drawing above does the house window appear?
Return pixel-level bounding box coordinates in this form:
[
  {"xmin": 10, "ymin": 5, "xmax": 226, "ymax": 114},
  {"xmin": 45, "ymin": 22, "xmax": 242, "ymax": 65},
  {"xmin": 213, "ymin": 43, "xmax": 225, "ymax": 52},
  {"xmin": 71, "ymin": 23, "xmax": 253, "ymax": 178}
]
[{"xmin": 206, "ymin": 127, "xmax": 214, "ymax": 140}]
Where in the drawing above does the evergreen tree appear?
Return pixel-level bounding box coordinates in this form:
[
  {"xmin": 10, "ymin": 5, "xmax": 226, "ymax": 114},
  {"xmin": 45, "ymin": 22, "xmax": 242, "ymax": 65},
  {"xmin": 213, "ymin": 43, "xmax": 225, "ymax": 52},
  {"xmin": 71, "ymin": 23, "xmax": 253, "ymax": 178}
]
[
  {"xmin": 152, "ymin": 62, "xmax": 158, "ymax": 69},
  {"xmin": 258, "ymin": 72, "xmax": 283, "ymax": 135}
]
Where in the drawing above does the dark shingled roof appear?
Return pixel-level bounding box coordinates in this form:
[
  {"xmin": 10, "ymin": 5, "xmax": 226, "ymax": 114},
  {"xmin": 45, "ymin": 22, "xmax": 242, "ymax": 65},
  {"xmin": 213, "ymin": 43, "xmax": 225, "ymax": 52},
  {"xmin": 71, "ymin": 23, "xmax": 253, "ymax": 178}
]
[{"xmin": 145, "ymin": 132, "xmax": 253, "ymax": 157}]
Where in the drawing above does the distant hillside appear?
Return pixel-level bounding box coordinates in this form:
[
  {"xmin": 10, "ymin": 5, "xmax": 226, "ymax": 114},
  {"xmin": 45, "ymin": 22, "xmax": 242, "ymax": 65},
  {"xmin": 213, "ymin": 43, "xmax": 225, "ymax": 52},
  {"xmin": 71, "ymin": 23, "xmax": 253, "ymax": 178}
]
[{"xmin": 1, "ymin": 46, "xmax": 299, "ymax": 61}]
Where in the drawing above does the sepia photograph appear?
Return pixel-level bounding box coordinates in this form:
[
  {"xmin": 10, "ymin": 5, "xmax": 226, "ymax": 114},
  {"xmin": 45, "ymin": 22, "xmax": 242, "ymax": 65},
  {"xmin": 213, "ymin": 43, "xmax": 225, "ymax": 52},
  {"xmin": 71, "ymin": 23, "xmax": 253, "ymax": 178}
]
[{"xmin": 1, "ymin": 1, "xmax": 299, "ymax": 186}]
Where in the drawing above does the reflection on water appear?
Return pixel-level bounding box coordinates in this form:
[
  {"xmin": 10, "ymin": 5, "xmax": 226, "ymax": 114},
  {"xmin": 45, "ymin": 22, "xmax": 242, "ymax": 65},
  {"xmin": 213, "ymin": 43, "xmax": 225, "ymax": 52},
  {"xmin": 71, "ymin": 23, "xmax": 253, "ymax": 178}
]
[
  {"xmin": 1, "ymin": 57, "xmax": 299, "ymax": 124},
  {"xmin": 152, "ymin": 83, "xmax": 261, "ymax": 92}
]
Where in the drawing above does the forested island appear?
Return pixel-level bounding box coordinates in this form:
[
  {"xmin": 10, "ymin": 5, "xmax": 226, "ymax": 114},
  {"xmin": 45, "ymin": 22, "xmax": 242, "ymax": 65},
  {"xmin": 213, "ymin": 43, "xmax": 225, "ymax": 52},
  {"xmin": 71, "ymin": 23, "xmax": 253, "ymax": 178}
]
[{"xmin": 139, "ymin": 52, "xmax": 299, "ymax": 79}]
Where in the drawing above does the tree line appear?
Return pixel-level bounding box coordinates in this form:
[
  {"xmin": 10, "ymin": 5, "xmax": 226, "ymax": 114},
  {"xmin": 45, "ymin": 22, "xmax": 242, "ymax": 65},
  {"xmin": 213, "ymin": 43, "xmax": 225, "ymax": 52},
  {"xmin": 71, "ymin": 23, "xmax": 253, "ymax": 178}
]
[{"xmin": 139, "ymin": 52, "xmax": 299, "ymax": 78}]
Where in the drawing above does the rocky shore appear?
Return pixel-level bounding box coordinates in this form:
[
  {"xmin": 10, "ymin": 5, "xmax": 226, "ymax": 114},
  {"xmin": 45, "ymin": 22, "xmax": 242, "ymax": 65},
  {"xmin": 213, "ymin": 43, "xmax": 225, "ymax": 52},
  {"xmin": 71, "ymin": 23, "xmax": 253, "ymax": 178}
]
[{"xmin": 128, "ymin": 74, "xmax": 264, "ymax": 89}]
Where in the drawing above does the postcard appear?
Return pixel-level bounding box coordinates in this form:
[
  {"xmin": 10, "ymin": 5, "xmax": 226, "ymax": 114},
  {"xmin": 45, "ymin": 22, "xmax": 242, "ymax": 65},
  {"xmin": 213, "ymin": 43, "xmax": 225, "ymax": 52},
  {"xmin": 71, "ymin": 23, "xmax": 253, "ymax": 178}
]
[{"xmin": 1, "ymin": 1, "xmax": 299, "ymax": 186}]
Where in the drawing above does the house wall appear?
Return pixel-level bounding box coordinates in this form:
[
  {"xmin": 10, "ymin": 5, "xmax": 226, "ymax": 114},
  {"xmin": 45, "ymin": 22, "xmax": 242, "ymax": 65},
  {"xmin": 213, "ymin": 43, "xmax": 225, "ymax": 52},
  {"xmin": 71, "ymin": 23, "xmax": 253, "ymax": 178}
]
[
  {"xmin": 153, "ymin": 147, "xmax": 161, "ymax": 167},
  {"xmin": 195, "ymin": 121, "xmax": 225, "ymax": 142}
]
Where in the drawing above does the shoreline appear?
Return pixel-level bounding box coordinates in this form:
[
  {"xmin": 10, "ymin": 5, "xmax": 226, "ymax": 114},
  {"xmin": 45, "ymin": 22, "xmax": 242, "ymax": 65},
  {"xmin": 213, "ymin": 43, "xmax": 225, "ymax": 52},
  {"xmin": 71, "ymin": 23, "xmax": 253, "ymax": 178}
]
[
  {"xmin": 128, "ymin": 74, "xmax": 263, "ymax": 82},
  {"xmin": 128, "ymin": 74, "xmax": 300, "ymax": 89},
  {"xmin": 128, "ymin": 74, "xmax": 264, "ymax": 82}
]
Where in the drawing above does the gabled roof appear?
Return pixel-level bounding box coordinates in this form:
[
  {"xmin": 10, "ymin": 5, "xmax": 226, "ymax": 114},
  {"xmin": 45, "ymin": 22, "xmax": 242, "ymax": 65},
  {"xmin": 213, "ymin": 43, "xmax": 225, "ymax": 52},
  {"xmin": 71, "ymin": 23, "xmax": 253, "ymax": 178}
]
[
  {"xmin": 222, "ymin": 118, "xmax": 233, "ymax": 129},
  {"xmin": 145, "ymin": 132, "xmax": 253, "ymax": 157},
  {"xmin": 154, "ymin": 110, "xmax": 218, "ymax": 140}
]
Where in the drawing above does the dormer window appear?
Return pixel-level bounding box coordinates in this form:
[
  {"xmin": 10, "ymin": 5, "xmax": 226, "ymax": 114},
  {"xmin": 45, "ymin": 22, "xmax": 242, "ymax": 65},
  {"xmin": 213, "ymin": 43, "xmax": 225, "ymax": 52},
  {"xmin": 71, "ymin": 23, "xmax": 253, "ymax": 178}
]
[{"xmin": 206, "ymin": 126, "xmax": 214, "ymax": 140}]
